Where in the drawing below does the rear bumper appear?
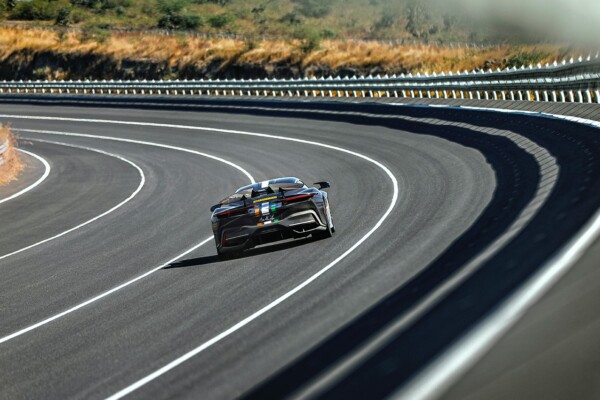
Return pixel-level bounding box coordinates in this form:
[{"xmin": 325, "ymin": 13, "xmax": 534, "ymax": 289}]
[{"xmin": 217, "ymin": 210, "xmax": 326, "ymax": 253}]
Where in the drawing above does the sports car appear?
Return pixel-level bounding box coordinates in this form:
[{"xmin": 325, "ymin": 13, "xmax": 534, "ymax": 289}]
[{"xmin": 210, "ymin": 177, "xmax": 334, "ymax": 259}]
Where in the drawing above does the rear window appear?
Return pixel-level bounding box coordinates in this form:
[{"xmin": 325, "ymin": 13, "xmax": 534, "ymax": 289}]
[
  {"xmin": 269, "ymin": 182, "xmax": 304, "ymax": 192},
  {"xmin": 220, "ymin": 189, "xmax": 252, "ymax": 205},
  {"xmin": 232, "ymin": 178, "xmax": 306, "ymax": 200}
]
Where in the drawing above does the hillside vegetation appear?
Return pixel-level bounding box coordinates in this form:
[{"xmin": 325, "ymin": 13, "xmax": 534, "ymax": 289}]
[
  {"xmin": 0, "ymin": 26, "xmax": 577, "ymax": 81},
  {"xmin": 0, "ymin": 0, "xmax": 584, "ymax": 81},
  {"xmin": 0, "ymin": 0, "xmax": 536, "ymax": 43}
]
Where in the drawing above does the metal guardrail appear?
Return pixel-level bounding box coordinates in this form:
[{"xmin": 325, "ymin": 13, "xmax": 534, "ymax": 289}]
[
  {"xmin": 0, "ymin": 139, "xmax": 9, "ymax": 166},
  {"xmin": 1, "ymin": 55, "xmax": 600, "ymax": 103}
]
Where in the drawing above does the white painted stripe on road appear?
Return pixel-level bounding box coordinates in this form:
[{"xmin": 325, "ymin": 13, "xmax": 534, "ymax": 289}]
[
  {"xmin": 0, "ymin": 130, "xmax": 255, "ymax": 343},
  {"xmin": 0, "ymin": 140, "xmax": 145, "ymax": 263},
  {"xmin": 0, "ymin": 114, "xmax": 398, "ymax": 398},
  {"xmin": 14, "ymin": 127, "xmax": 255, "ymax": 184},
  {"xmin": 0, "ymin": 236, "xmax": 213, "ymax": 345},
  {"xmin": 0, "ymin": 148, "xmax": 50, "ymax": 205}
]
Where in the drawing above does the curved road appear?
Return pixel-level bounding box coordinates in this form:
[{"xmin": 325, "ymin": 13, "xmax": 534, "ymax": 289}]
[{"xmin": 0, "ymin": 100, "xmax": 598, "ymax": 399}]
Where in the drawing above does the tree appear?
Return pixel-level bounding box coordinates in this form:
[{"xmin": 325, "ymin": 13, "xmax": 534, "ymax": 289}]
[
  {"xmin": 405, "ymin": 0, "xmax": 438, "ymax": 39},
  {"xmin": 55, "ymin": 7, "xmax": 71, "ymax": 26}
]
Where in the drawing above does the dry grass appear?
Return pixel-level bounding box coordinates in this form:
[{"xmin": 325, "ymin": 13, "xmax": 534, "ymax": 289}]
[
  {"xmin": 0, "ymin": 26, "xmax": 578, "ymax": 78},
  {"xmin": 0, "ymin": 124, "xmax": 24, "ymax": 186}
]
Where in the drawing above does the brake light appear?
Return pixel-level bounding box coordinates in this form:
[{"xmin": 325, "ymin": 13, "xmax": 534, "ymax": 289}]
[
  {"xmin": 215, "ymin": 207, "xmax": 249, "ymax": 218},
  {"xmin": 281, "ymin": 193, "xmax": 315, "ymax": 203}
]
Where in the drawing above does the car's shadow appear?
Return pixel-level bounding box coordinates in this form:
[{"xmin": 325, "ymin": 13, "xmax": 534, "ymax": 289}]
[{"xmin": 164, "ymin": 236, "xmax": 319, "ymax": 269}]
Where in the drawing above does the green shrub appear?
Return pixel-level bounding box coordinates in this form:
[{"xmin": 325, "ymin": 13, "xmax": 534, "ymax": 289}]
[
  {"xmin": 207, "ymin": 12, "xmax": 231, "ymax": 28},
  {"xmin": 81, "ymin": 25, "xmax": 111, "ymax": 42},
  {"xmin": 280, "ymin": 12, "xmax": 301, "ymax": 26},
  {"xmin": 192, "ymin": 0, "xmax": 230, "ymax": 4},
  {"xmin": 291, "ymin": 0, "xmax": 332, "ymax": 18},
  {"xmin": 9, "ymin": 0, "xmax": 61, "ymax": 20},
  {"xmin": 158, "ymin": 12, "xmax": 201, "ymax": 30},
  {"xmin": 156, "ymin": 0, "xmax": 201, "ymax": 30},
  {"xmin": 70, "ymin": 0, "xmax": 131, "ymax": 11},
  {"xmin": 55, "ymin": 7, "xmax": 71, "ymax": 26},
  {"xmin": 295, "ymin": 26, "xmax": 322, "ymax": 53},
  {"xmin": 506, "ymin": 50, "xmax": 552, "ymax": 68}
]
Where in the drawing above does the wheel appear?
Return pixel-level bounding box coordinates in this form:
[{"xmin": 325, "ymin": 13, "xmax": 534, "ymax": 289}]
[
  {"xmin": 217, "ymin": 247, "xmax": 240, "ymax": 261},
  {"xmin": 313, "ymin": 199, "xmax": 334, "ymax": 239}
]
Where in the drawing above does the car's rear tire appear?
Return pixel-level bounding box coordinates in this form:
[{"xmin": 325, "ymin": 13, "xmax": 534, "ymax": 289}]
[
  {"xmin": 217, "ymin": 248, "xmax": 240, "ymax": 261},
  {"xmin": 313, "ymin": 200, "xmax": 334, "ymax": 239}
]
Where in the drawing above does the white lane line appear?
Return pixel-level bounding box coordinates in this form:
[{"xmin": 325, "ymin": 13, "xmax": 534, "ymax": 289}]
[
  {"xmin": 0, "ymin": 236, "xmax": 213, "ymax": 344},
  {"xmin": 14, "ymin": 128, "xmax": 254, "ymax": 184},
  {"xmin": 0, "ymin": 131, "xmax": 255, "ymax": 343},
  {"xmin": 0, "ymin": 148, "xmax": 50, "ymax": 205},
  {"xmin": 0, "ymin": 139, "xmax": 145, "ymax": 263},
  {"xmin": 0, "ymin": 115, "xmax": 398, "ymax": 399}
]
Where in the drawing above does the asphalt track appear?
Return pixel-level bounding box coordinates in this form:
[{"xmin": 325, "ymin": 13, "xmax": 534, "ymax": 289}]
[{"xmin": 0, "ymin": 100, "xmax": 598, "ymax": 399}]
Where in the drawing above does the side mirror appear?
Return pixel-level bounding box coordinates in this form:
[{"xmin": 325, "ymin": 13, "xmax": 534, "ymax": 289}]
[
  {"xmin": 314, "ymin": 181, "xmax": 330, "ymax": 189},
  {"xmin": 210, "ymin": 204, "xmax": 220, "ymax": 212}
]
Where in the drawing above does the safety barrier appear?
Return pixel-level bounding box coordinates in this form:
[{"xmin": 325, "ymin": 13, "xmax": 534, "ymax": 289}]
[
  {"xmin": 0, "ymin": 139, "xmax": 8, "ymax": 166},
  {"xmin": 1, "ymin": 54, "xmax": 599, "ymax": 103}
]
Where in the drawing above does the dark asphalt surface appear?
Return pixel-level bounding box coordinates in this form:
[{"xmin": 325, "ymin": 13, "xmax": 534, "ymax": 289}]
[{"xmin": 0, "ymin": 99, "xmax": 598, "ymax": 399}]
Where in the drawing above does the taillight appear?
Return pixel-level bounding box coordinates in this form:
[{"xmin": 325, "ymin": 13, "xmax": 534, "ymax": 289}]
[
  {"xmin": 215, "ymin": 207, "xmax": 249, "ymax": 218},
  {"xmin": 281, "ymin": 193, "xmax": 315, "ymax": 204}
]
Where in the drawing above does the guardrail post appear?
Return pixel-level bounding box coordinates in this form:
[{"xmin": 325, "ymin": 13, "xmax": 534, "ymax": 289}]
[
  {"xmin": 509, "ymin": 91, "xmax": 515, "ymax": 101},
  {"xmin": 493, "ymin": 92, "xmax": 498, "ymax": 100},
  {"xmin": 577, "ymin": 90, "xmax": 584, "ymax": 103},
  {"xmin": 484, "ymin": 92, "xmax": 489, "ymax": 100},
  {"xmin": 552, "ymin": 91, "xmax": 558, "ymax": 102},
  {"xmin": 476, "ymin": 91, "xmax": 481, "ymax": 100},
  {"xmin": 401, "ymin": 90, "xmax": 406, "ymax": 98},
  {"xmin": 517, "ymin": 91, "xmax": 523, "ymax": 101},
  {"xmin": 568, "ymin": 90, "xmax": 575, "ymax": 102},
  {"xmin": 595, "ymin": 90, "xmax": 600, "ymax": 104},
  {"xmin": 543, "ymin": 91, "xmax": 549, "ymax": 102},
  {"xmin": 410, "ymin": 90, "xmax": 415, "ymax": 98},
  {"xmin": 560, "ymin": 91, "xmax": 566, "ymax": 102},
  {"xmin": 468, "ymin": 91, "xmax": 473, "ymax": 100},
  {"xmin": 534, "ymin": 91, "xmax": 540, "ymax": 101},
  {"xmin": 369, "ymin": 90, "xmax": 374, "ymax": 97},
  {"xmin": 586, "ymin": 90, "xmax": 592, "ymax": 103}
]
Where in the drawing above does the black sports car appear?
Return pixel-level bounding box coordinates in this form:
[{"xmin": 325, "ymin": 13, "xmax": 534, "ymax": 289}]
[{"xmin": 210, "ymin": 177, "xmax": 334, "ymax": 259}]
